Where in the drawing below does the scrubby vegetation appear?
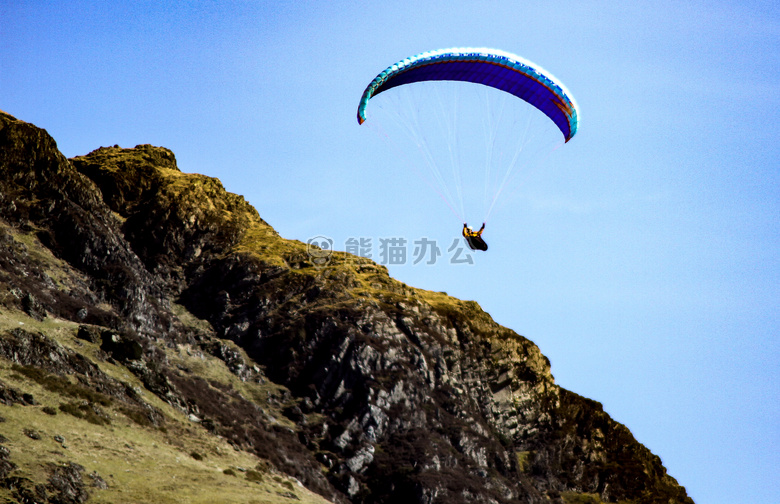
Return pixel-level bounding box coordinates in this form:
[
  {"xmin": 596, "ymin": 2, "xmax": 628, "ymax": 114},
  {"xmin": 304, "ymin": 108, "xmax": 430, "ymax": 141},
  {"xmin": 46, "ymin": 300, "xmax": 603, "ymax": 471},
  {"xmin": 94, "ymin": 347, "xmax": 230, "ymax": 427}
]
[{"xmin": 0, "ymin": 315, "xmax": 332, "ymax": 504}]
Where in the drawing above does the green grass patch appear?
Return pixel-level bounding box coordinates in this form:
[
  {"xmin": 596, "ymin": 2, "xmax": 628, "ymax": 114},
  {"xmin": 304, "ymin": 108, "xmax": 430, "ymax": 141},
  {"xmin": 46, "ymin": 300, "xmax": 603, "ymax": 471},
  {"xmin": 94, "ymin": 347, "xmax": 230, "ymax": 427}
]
[
  {"xmin": 12, "ymin": 364, "xmax": 112, "ymax": 407},
  {"xmin": 0, "ymin": 358, "xmax": 332, "ymax": 504},
  {"xmin": 560, "ymin": 492, "xmax": 636, "ymax": 504},
  {"xmin": 561, "ymin": 493, "xmax": 604, "ymax": 504},
  {"xmin": 516, "ymin": 451, "xmax": 533, "ymax": 473},
  {"xmin": 59, "ymin": 401, "xmax": 111, "ymax": 426},
  {"xmin": 245, "ymin": 469, "xmax": 264, "ymax": 483},
  {"xmin": 116, "ymin": 404, "xmax": 158, "ymax": 429}
]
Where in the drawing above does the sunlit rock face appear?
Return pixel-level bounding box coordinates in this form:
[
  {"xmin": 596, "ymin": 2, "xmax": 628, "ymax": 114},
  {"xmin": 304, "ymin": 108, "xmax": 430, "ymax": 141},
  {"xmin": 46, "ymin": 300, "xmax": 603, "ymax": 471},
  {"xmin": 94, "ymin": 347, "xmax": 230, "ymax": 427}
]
[{"xmin": 0, "ymin": 111, "xmax": 693, "ymax": 504}]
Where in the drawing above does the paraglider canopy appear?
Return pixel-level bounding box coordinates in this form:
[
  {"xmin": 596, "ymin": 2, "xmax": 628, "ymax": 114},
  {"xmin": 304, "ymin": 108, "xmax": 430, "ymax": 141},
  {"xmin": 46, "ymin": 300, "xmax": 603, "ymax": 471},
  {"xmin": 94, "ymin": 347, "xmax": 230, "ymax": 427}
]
[
  {"xmin": 356, "ymin": 48, "xmax": 580, "ymax": 228},
  {"xmin": 357, "ymin": 48, "xmax": 579, "ymax": 142}
]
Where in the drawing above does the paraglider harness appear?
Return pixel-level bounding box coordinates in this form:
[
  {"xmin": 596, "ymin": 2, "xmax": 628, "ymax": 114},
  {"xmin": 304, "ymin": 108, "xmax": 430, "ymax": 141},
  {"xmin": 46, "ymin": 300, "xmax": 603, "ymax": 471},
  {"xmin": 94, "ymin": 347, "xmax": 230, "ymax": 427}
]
[{"xmin": 463, "ymin": 223, "xmax": 488, "ymax": 251}]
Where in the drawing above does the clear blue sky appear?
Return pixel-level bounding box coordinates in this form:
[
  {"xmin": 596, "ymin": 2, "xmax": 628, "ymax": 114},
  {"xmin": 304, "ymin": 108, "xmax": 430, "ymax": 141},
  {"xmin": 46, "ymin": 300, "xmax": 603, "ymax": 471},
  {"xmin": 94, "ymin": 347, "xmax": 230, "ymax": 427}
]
[{"xmin": 3, "ymin": 1, "xmax": 778, "ymax": 503}]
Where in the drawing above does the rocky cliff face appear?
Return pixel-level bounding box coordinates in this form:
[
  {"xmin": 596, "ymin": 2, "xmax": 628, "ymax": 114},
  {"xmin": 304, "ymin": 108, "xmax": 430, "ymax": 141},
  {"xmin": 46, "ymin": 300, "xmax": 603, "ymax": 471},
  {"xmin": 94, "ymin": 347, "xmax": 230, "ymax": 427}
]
[{"xmin": 0, "ymin": 110, "xmax": 693, "ymax": 504}]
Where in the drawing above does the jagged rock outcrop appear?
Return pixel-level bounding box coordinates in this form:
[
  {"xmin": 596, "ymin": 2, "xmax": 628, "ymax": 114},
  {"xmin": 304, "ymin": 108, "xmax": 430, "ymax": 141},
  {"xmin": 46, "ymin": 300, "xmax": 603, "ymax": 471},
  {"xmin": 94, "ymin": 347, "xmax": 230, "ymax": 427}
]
[{"xmin": 0, "ymin": 110, "xmax": 693, "ymax": 504}]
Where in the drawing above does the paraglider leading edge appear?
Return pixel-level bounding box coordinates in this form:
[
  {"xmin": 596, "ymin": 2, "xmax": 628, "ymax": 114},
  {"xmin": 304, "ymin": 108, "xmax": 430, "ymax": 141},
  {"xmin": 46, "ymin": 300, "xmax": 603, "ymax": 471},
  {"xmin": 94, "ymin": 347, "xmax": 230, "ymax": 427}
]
[{"xmin": 356, "ymin": 47, "xmax": 579, "ymax": 143}]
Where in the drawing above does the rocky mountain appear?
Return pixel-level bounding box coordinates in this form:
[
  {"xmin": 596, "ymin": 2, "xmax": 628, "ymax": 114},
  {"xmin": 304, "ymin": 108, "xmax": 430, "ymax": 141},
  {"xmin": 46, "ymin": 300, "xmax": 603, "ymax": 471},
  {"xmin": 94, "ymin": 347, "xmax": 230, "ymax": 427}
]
[{"xmin": 0, "ymin": 110, "xmax": 693, "ymax": 504}]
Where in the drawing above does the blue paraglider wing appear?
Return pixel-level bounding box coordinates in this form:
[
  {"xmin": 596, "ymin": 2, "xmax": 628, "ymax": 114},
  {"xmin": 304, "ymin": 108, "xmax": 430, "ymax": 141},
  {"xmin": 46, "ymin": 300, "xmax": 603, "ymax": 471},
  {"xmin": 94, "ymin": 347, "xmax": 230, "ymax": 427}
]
[{"xmin": 357, "ymin": 48, "xmax": 579, "ymax": 142}]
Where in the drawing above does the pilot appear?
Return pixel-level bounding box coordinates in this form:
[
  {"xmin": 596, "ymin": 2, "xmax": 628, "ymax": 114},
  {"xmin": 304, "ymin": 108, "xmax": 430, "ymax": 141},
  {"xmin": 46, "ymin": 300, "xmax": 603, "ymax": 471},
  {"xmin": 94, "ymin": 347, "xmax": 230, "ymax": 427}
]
[{"xmin": 462, "ymin": 223, "xmax": 488, "ymax": 251}]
